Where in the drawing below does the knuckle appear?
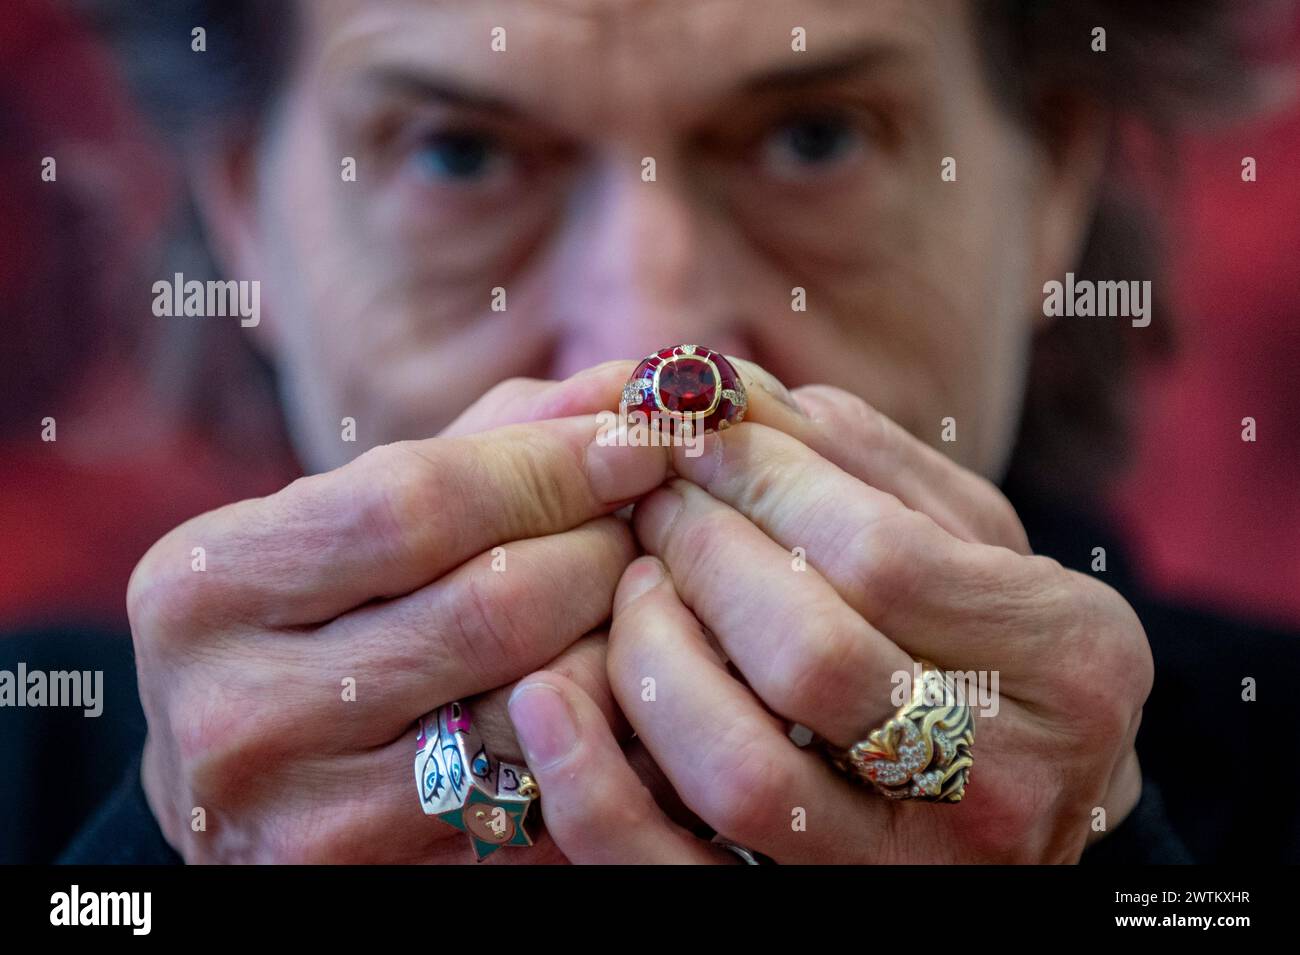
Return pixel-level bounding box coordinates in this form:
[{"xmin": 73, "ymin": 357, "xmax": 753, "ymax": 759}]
[
  {"xmin": 973, "ymin": 480, "xmax": 1030, "ymax": 551},
  {"xmin": 127, "ymin": 526, "xmax": 222, "ymax": 650},
  {"xmin": 126, "ymin": 548, "xmax": 183, "ymax": 639},
  {"xmin": 764, "ymin": 609, "xmax": 861, "ymax": 721},
  {"xmin": 491, "ymin": 430, "xmax": 575, "ymax": 533},
  {"xmin": 838, "ymin": 509, "xmax": 927, "ymax": 617},
  {"xmin": 166, "ymin": 666, "xmax": 293, "ymax": 809},
  {"xmin": 695, "ymin": 733, "xmax": 795, "ymax": 844},
  {"xmin": 662, "ymin": 504, "xmax": 733, "ymax": 582},
  {"xmin": 968, "ymin": 777, "xmax": 1060, "ymax": 862},
  {"xmin": 731, "ymin": 454, "xmax": 795, "ymax": 522},
  {"xmin": 836, "ymin": 389, "xmax": 893, "ymax": 450},
  {"xmin": 1083, "ymin": 587, "xmax": 1153, "ymax": 722},
  {"xmin": 355, "ymin": 442, "xmax": 454, "ymax": 564},
  {"xmin": 1092, "ymin": 582, "xmax": 1154, "ymax": 694},
  {"xmin": 444, "ymin": 565, "xmax": 534, "ymax": 683},
  {"xmin": 1048, "ymin": 573, "xmax": 1151, "ymax": 738},
  {"xmin": 151, "ymin": 671, "xmax": 341, "ymax": 863},
  {"xmin": 971, "ymin": 549, "xmax": 1072, "ymax": 622}
]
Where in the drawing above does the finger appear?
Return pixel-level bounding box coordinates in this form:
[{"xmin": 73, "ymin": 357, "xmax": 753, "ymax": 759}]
[
  {"xmin": 508, "ymin": 671, "xmax": 725, "ymax": 863},
  {"xmin": 656, "ymin": 427, "xmax": 1045, "ymax": 672},
  {"xmin": 727, "ymin": 361, "xmax": 1026, "ymax": 553},
  {"xmin": 185, "ymin": 637, "xmax": 632, "ymax": 863},
  {"xmin": 786, "ymin": 384, "xmax": 1029, "ymax": 553},
  {"xmin": 440, "ymin": 355, "xmax": 807, "ymax": 438},
  {"xmin": 131, "ymin": 413, "xmax": 671, "ymax": 629},
  {"xmin": 203, "ymin": 736, "xmax": 580, "ymax": 864},
  {"xmin": 622, "ymin": 737, "xmax": 706, "ymax": 833},
  {"xmin": 474, "ymin": 631, "xmax": 632, "ymax": 765},
  {"xmin": 439, "ymin": 349, "xmax": 813, "ymax": 439},
  {"xmin": 631, "ymin": 482, "xmax": 907, "ymax": 748},
  {"xmin": 728, "ymin": 356, "xmax": 807, "ymax": 419},
  {"xmin": 481, "ymin": 641, "xmax": 703, "ymax": 835},
  {"xmin": 608, "ymin": 556, "xmax": 887, "ymax": 863},
  {"xmin": 303, "ymin": 517, "xmax": 637, "ymax": 745},
  {"xmin": 440, "ymin": 361, "xmax": 636, "ymax": 437}
]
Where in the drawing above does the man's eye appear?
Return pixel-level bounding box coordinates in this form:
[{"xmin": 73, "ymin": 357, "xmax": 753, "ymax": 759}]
[
  {"xmin": 410, "ymin": 130, "xmax": 510, "ymax": 184},
  {"xmin": 758, "ymin": 114, "xmax": 865, "ymax": 180}
]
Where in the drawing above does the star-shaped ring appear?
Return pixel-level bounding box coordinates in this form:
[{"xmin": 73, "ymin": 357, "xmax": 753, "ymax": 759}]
[
  {"xmin": 436, "ymin": 764, "xmax": 538, "ymax": 860},
  {"xmin": 415, "ymin": 702, "xmax": 540, "ymax": 861}
]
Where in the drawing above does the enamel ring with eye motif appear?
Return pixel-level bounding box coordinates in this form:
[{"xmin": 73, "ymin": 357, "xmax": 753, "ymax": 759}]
[
  {"xmin": 621, "ymin": 344, "xmax": 748, "ymax": 434},
  {"xmin": 415, "ymin": 701, "xmax": 538, "ymax": 861}
]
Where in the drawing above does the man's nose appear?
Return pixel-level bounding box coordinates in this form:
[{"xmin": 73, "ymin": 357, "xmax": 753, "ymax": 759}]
[{"xmin": 547, "ymin": 161, "xmax": 747, "ymax": 375}]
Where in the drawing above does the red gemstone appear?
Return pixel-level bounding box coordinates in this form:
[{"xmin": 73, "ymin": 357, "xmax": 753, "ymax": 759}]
[
  {"xmin": 624, "ymin": 345, "xmax": 747, "ymax": 434},
  {"xmin": 657, "ymin": 357, "xmax": 717, "ymax": 414}
]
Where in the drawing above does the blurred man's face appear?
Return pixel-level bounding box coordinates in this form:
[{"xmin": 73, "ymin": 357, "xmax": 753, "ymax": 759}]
[{"xmin": 224, "ymin": 0, "xmax": 1089, "ymax": 475}]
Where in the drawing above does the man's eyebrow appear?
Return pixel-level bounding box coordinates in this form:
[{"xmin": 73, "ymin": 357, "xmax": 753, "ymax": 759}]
[
  {"xmin": 739, "ymin": 41, "xmax": 920, "ymax": 94},
  {"xmin": 356, "ymin": 66, "xmax": 526, "ymax": 117}
]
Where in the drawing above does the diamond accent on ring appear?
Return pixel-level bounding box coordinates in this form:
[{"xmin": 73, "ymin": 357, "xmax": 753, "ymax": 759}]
[
  {"xmin": 621, "ymin": 379, "xmax": 651, "ymax": 407},
  {"xmin": 826, "ymin": 661, "xmax": 974, "ymax": 803}
]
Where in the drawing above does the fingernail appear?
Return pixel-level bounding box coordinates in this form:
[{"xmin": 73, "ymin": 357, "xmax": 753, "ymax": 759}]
[
  {"xmin": 509, "ymin": 683, "xmax": 580, "ymax": 770},
  {"xmin": 586, "ymin": 433, "xmax": 663, "ymax": 504},
  {"xmin": 757, "ymin": 379, "xmax": 804, "ymax": 415},
  {"xmin": 731, "ymin": 358, "xmax": 804, "ymax": 416},
  {"xmin": 614, "ymin": 556, "xmax": 665, "ymax": 613}
]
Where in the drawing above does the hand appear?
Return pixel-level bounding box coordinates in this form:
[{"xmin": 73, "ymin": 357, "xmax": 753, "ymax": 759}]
[
  {"xmin": 128, "ymin": 404, "xmax": 670, "ymax": 862},
  {"xmin": 508, "ymin": 376, "xmax": 1153, "ymax": 863}
]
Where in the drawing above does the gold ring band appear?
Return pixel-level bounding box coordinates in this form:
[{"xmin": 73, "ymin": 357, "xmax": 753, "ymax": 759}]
[{"xmin": 826, "ymin": 660, "xmax": 974, "ymax": 802}]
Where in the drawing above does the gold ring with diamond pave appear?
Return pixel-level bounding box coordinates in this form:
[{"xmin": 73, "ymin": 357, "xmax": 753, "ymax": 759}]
[{"xmin": 825, "ymin": 659, "xmax": 974, "ymax": 802}]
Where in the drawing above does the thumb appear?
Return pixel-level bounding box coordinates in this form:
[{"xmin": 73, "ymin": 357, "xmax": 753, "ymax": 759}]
[{"xmin": 508, "ymin": 672, "xmax": 725, "ymax": 864}]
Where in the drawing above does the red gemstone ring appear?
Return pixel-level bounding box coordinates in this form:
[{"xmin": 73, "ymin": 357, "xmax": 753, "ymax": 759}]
[{"xmin": 621, "ymin": 344, "xmax": 748, "ymax": 434}]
